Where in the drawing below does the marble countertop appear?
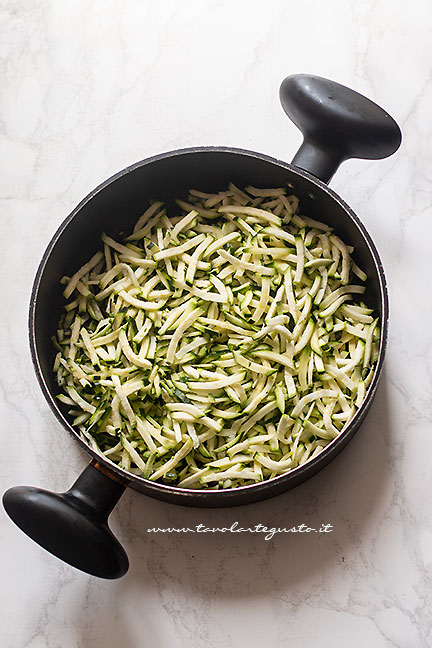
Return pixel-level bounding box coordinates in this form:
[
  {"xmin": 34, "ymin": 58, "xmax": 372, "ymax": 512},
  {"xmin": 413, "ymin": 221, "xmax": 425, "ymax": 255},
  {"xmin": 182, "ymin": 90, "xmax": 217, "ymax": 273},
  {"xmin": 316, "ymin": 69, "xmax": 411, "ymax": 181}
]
[{"xmin": 2, "ymin": 1, "xmax": 432, "ymax": 646}]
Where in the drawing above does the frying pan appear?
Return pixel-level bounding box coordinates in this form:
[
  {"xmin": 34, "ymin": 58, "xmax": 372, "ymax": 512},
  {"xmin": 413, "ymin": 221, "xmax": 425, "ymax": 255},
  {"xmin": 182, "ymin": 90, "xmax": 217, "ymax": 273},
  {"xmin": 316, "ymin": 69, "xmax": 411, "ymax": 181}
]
[{"xmin": 3, "ymin": 74, "xmax": 401, "ymax": 579}]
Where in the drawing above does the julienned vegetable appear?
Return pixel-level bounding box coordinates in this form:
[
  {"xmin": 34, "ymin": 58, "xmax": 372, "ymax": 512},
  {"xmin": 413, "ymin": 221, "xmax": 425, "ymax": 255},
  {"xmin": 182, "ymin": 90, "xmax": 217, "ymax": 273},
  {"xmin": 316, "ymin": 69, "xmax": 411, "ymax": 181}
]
[{"xmin": 53, "ymin": 184, "xmax": 380, "ymax": 489}]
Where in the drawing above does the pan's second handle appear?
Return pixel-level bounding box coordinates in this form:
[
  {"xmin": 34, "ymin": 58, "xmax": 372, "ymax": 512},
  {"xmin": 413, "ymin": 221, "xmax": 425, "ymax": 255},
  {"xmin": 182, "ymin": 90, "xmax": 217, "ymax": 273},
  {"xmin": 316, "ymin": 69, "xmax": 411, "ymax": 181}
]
[
  {"xmin": 280, "ymin": 74, "xmax": 402, "ymax": 183},
  {"xmin": 2, "ymin": 461, "xmax": 128, "ymax": 579}
]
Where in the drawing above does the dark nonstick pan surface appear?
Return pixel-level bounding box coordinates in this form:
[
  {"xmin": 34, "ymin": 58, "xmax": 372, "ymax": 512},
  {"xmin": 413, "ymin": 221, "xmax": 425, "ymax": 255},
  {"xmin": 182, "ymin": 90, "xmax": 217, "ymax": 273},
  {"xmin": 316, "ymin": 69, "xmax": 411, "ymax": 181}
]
[{"xmin": 33, "ymin": 147, "xmax": 387, "ymax": 500}]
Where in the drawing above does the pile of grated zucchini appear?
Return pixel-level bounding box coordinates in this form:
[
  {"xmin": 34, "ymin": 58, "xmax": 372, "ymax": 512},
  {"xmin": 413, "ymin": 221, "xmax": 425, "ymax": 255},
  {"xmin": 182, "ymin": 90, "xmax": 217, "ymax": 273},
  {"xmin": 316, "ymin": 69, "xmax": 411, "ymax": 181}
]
[{"xmin": 53, "ymin": 184, "xmax": 380, "ymax": 489}]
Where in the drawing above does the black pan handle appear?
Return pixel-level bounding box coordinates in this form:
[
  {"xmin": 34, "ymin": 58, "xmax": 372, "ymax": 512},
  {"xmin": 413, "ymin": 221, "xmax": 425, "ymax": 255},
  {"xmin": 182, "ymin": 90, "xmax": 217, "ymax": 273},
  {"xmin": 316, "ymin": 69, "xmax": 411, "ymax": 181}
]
[
  {"xmin": 2, "ymin": 460, "xmax": 129, "ymax": 579},
  {"xmin": 280, "ymin": 74, "xmax": 402, "ymax": 183}
]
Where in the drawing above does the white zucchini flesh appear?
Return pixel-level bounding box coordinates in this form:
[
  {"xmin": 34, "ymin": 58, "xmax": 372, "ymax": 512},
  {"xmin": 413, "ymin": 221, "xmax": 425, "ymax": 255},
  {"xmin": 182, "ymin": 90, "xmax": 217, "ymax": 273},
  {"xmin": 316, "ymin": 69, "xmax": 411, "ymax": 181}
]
[{"xmin": 55, "ymin": 184, "xmax": 380, "ymax": 488}]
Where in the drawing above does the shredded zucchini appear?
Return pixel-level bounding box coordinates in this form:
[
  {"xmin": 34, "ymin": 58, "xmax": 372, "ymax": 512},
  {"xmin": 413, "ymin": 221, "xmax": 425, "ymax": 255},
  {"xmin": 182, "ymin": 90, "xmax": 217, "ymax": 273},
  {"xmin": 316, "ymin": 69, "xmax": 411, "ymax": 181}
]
[{"xmin": 54, "ymin": 184, "xmax": 380, "ymax": 489}]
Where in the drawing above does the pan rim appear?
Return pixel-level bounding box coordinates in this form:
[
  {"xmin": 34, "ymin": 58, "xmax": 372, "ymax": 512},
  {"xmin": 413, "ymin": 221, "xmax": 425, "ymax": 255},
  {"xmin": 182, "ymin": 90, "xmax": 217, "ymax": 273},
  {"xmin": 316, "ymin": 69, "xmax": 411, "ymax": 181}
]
[{"xmin": 28, "ymin": 145, "xmax": 388, "ymax": 501}]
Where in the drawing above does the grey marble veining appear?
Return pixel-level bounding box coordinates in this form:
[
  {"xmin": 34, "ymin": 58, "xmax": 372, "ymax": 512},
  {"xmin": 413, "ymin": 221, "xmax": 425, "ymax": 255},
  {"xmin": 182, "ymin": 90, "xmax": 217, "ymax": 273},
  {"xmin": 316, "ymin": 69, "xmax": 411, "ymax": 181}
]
[{"xmin": 1, "ymin": 1, "xmax": 432, "ymax": 646}]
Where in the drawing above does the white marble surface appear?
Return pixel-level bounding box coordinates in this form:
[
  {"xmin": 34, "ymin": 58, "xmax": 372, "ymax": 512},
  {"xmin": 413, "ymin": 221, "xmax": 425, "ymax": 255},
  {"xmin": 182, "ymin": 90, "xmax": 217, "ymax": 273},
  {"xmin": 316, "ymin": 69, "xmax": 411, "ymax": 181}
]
[{"xmin": 1, "ymin": 1, "xmax": 432, "ymax": 646}]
